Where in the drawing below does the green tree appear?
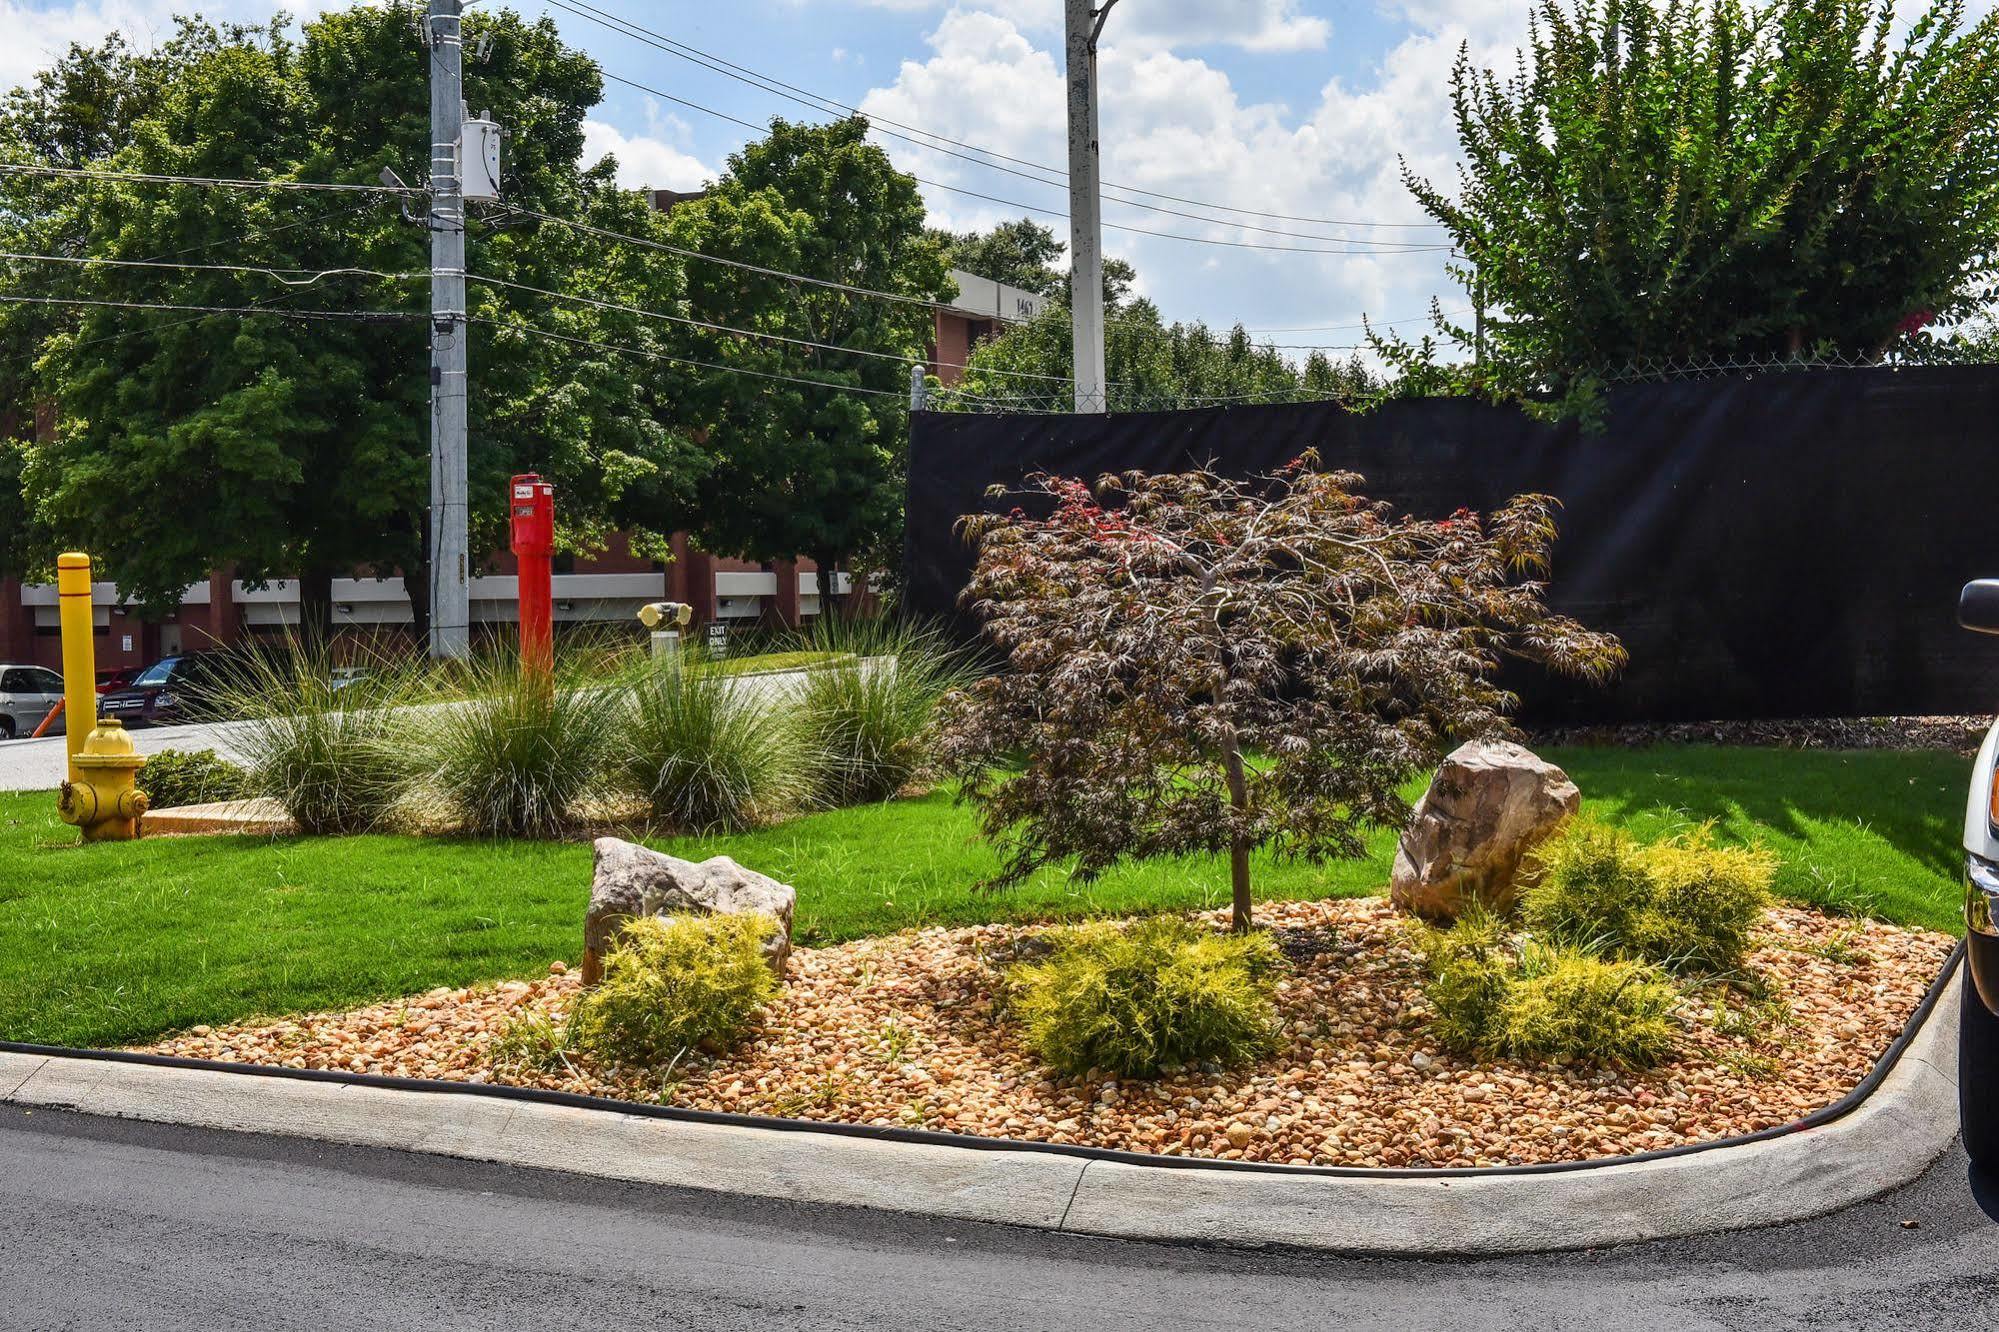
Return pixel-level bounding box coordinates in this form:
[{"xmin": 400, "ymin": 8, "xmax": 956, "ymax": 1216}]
[
  {"xmin": 662, "ymin": 117, "xmax": 952, "ymax": 609},
  {"xmin": 3, "ymin": 7, "xmax": 705, "ymax": 638},
  {"xmin": 937, "ymin": 461, "xmax": 1624, "ymax": 932},
  {"xmin": 952, "ymin": 289, "xmax": 1375, "ymax": 411},
  {"xmin": 1387, "ymin": 0, "xmax": 1999, "ymax": 411},
  {"xmin": 935, "ymin": 216, "xmax": 1067, "ymax": 299}
]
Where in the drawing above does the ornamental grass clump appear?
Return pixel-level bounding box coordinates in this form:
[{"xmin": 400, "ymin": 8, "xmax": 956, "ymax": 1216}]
[
  {"xmin": 797, "ymin": 617, "xmax": 975, "ymax": 807},
  {"xmin": 616, "ymin": 653, "xmax": 810, "ymax": 833},
  {"xmin": 413, "ymin": 653, "xmax": 621, "ymax": 838},
  {"xmin": 1007, "ymin": 916, "xmax": 1283, "ymax": 1079},
  {"xmin": 210, "ymin": 643, "xmax": 419, "ymax": 835},
  {"xmin": 570, "ymin": 914, "xmax": 779, "ymax": 1068},
  {"xmin": 1522, "ymin": 818, "xmax": 1775, "ymax": 973}
]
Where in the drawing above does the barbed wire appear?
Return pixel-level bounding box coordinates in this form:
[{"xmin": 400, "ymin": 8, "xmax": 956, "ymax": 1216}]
[
  {"xmin": 1594, "ymin": 348, "xmax": 1953, "ymax": 385},
  {"xmin": 926, "ymin": 381, "xmax": 1366, "ymax": 415}
]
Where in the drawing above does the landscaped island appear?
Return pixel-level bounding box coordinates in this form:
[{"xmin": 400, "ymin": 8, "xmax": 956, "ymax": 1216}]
[{"xmin": 137, "ymin": 895, "xmax": 1949, "ymax": 1168}]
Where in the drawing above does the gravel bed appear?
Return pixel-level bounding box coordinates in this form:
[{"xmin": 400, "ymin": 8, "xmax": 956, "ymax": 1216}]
[
  {"xmin": 140, "ymin": 899, "xmax": 1955, "ymax": 1169},
  {"xmin": 1529, "ymin": 714, "xmax": 1993, "ymax": 755}
]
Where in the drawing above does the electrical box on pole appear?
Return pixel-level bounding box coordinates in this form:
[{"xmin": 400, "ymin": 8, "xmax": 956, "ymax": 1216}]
[{"xmin": 461, "ymin": 113, "xmax": 502, "ymax": 201}]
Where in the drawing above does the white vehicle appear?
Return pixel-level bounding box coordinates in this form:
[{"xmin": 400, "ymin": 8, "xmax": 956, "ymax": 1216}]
[
  {"xmin": 1956, "ymin": 580, "xmax": 1999, "ymax": 1167},
  {"xmin": 0, "ymin": 663, "xmax": 65, "ymax": 740}
]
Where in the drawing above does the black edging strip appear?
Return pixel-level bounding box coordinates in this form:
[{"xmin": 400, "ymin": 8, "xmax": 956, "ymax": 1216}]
[{"xmin": 0, "ymin": 942, "xmax": 1964, "ymax": 1181}]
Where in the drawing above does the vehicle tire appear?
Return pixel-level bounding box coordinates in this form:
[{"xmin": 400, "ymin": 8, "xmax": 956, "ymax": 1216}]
[
  {"xmin": 0, "ymin": 716, "xmax": 14, "ymax": 740},
  {"xmin": 1961, "ymin": 967, "xmax": 1999, "ymax": 1170}
]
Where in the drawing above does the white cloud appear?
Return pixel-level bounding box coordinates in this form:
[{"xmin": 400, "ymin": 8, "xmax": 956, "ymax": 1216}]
[
  {"xmin": 0, "ymin": 0, "xmax": 341, "ymax": 95},
  {"xmin": 859, "ymin": 8, "xmax": 1476, "ymax": 338},
  {"xmin": 581, "ymin": 110, "xmax": 716, "ymax": 192},
  {"xmin": 844, "ymin": 0, "xmax": 1330, "ymax": 53}
]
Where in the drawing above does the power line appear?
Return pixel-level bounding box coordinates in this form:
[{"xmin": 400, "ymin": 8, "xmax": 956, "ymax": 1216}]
[
  {"xmin": 469, "ymin": 270, "xmax": 1080, "ymax": 382},
  {"xmin": 0, "ymin": 251, "xmax": 429, "ymax": 286},
  {"xmin": 542, "ymin": 0, "xmax": 1447, "ymax": 233},
  {"xmin": 0, "ymin": 162, "xmax": 423, "ymax": 195},
  {"xmin": 587, "ymin": 67, "xmax": 1446, "ymax": 252},
  {"xmin": 0, "ymin": 293, "xmax": 421, "ymax": 321},
  {"xmin": 491, "ymin": 202, "xmax": 976, "ymax": 318},
  {"xmin": 473, "ymin": 315, "xmax": 909, "ymax": 398},
  {"xmin": 1246, "ymin": 308, "xmax": 1473, "ymax": 334}
]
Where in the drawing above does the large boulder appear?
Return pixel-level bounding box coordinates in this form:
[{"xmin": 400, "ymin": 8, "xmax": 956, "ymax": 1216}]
[
  {"xmin": 582, "ymin": 837, "xmax": 796, "ymax": 984},
  {"xmin": 1389, "ymin": 740, "xmax": 1580, "ymax": 920}
]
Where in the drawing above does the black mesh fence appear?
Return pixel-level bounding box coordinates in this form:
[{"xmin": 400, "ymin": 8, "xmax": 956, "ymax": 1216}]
[{"xmin": 905, "ymin": 363, "xmax": 1999, "ymax": 724}]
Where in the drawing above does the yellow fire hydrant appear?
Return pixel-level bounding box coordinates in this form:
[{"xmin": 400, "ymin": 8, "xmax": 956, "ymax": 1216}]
[
  {"xmin": 53, "ymin": 550, "xmax": 148, "ymax": 841},
  {"xmin": 58, "ymin": 719, "xmax": 149, "ymax": 841}
]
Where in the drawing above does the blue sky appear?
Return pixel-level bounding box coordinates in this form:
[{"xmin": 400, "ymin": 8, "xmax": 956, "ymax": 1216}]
[{"xmin": 0, "ymin": 1, "xmax": 1750, "ymax": 347}]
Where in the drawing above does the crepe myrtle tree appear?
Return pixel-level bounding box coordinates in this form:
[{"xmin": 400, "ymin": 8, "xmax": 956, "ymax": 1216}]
[{"xmin": 935, "ymin": 457, "xmax": 1626, "ymax": 933}]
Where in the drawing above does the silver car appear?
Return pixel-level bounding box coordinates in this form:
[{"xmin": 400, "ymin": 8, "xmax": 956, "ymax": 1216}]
[{"xmin": 0, "ymin": 664, "xmax": 65, "ymax": 739}]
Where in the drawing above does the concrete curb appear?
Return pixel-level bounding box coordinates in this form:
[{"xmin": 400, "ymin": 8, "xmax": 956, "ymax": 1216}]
[{"xmin": 0, "ymin": 967, "xmax": 1962, "ymax": 1255}]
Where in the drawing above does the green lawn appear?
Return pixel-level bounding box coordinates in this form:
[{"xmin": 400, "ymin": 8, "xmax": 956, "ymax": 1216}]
[{"xmin": 0, "ymin": 745, "xmax": 1969, "ymax": 1048}]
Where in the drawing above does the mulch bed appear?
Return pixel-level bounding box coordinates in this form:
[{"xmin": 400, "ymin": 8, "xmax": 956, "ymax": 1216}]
[
  {"xmin": 1530, "ymin": 715, "xmax": 1993, "ymax": 756},
  {"xmin": 139, "ymin": 898, "xmax": 1955, "ymax": 1169}
]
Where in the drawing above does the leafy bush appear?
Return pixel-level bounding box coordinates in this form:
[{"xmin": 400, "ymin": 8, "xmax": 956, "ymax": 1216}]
[
  {"xmin": 1007, "ymin": 916, "xmax": 1282, "ymax": 1079},
  {"xmin": 211, "ymin": 645, "xmax": 417, "ymax": 835},
  {"xmin": 937, "ymin": 462, "xmax": 1623, "ymax": 932},
  {"xmin": 616, "ymin": 654, "xmax": 809, "ymax": 833},
  {"xmin": 412, "ymin": 654, "xmax": 621, "ymax": 838},
  {"xmin": 798, "ymin": 618, "xmax": 973, "ymax": 806},
  {"xmin": 570, "ymin": 914, "xmax": 778, "ymax": 1067},
  {"xmin": 139, "ymin": 747, "xmax": 248, "ymax": 810},
  {"xmin": 1522, "ymin": 818, "xmax": 1775, "ymax": 973},
  {"xmin": 1418, "ymin": 919, "xmax": 1679, "ymax": 1068}
]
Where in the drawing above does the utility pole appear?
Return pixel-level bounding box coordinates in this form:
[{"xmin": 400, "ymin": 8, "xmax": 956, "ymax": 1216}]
[
  {"xmin": 1065, "ymin": 0, "xmax": 1116, "ymax": 414},
  {"xmin": 427, "ymin": 0, "xmax": 470, "ymax": 658}
]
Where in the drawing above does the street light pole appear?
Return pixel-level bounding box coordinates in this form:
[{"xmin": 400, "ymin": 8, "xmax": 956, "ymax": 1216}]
[
  {"xmin": 1065, "ymin": 0, "xmax": 1117, "ymax": 414},
  {"xmin": 428, "ymin": 0, "xmax": 470, "ymax": 658}
]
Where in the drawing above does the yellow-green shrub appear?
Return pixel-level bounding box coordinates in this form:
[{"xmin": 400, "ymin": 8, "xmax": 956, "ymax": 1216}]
[
  {"xmin": 1635, "ymin": 826, "xmax": 1776, "ymax": 972},
  {"xmin": 1520, "ymin": 818, "xmax": 1654, "ymax": 949},
  {"xmin": 1495, "ymin": 944, "xmax": 1678, "ymax": 1066},
  {"xmin": 1414, "ymin": 909, "xmax": 1513, "ymax": 1055},
  {"xmin": 1008, "ymin": 917, "xmax": 1282, "ymax": 1078},
  {"xmin": 571, "ymin": 914, "xmax": 778, "ymax": 1067},
  {"xmin": 1521, "ymin": 818, "xmax": 1775, "ymax": 973}
]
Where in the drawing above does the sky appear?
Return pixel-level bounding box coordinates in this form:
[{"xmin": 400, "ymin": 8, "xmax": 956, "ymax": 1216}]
[{"xmin": 0, "ymin": 0, "xmax": 1964, "ymax": 349}]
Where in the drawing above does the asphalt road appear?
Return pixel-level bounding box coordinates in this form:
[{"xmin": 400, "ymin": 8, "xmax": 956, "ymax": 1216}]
[
  {"xmin": 0, "ymin": 718, "xmax": 257, "ymax": 792},
  {"xmin": 2, "ymin": 1104, "xmax": 1996, "ymax": 1331}
]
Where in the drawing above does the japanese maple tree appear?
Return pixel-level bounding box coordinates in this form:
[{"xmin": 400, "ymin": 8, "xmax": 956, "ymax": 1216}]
[{"xmin": 936, "ymin": 458, "xmax": 1625, "ymax": 932}]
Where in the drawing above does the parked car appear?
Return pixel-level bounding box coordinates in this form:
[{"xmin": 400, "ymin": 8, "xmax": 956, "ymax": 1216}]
[
  {"xmin": 95, "ymin": 652, "xmax": 237, "ymax": 728},
  {"xmin": 0, "ymin": 664, "xmax": 66, "ymax": 739},
  {"xmin": 95, "ymin": 667, "xmax": 138, "ymax": 694},
  {"xmin": 1955, "ymin": 579, "xmax": 1999, "ymax": 1167}
]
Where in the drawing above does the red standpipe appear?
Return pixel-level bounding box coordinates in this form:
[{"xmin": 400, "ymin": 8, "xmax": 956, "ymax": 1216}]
[{"xmin": 509, "ymin": 474, "xmax": 555, "ymax": 678}]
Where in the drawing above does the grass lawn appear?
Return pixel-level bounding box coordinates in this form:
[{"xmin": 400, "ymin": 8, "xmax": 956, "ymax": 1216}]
[{"xmin": 0, "ymin": 745, "xmax": 1969, "ymax": 1048}]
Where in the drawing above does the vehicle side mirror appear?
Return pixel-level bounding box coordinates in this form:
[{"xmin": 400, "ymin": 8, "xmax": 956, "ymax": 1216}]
[{"xmin": 1961, "ymin": 580, "xmax": 1999, "ymax": 634}]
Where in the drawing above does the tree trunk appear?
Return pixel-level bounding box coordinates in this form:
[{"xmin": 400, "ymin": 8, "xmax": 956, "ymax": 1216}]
[
  {"xmin": 406, "ymin": 516, "xmax": 432, "ymax": 648},
  {"xmin": 815, "ymin": 551, "xmax": 844, "ymax": 620},
  {"xmin": 297, "ymin": 565, "xmax": 335, "ymax": 656},
  {"xmin": 1218, "ymin": 723, "xmax": 1253, "ymax": 933}
]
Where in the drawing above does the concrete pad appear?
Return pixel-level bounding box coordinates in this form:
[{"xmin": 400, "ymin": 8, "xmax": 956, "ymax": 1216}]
[
  {"xmin": 0, "ymin": 965, "xmax": 1962, "ymax": 1255},
  {"xmin": 0, "ymin": 1053, "xmax": 48, "ymax": 1100},
  {"xmin": 141, "ymin": 798, "xmax": 295, "ymax": 837}
]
